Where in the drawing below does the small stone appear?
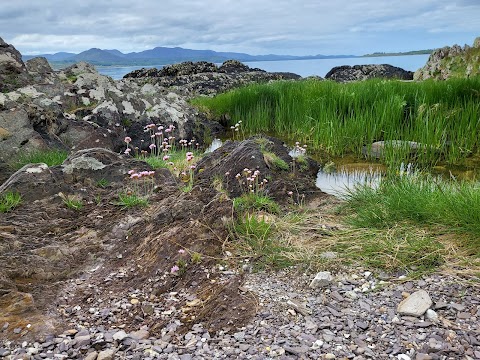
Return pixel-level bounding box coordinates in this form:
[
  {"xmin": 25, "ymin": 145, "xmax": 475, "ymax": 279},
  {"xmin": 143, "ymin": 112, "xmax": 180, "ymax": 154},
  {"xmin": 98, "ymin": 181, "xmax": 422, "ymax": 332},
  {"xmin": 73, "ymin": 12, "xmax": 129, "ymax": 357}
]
[
  {"xmin": 75, "ymin": 335, "xmax": 91, "ymax": 348},
  {"xmin": 450, "ymin": 303, "xmax": 465, "ymax": 311},
  {"xmin": 457, "ymin": 312, "xmax": 471, "ymax": 319},
  {"xmin": 130, "ymin": 298, "xmax": 139, "ymax": 305},
  {"xmin": 112, "ymin": 330, "xmax": 128, "ymax": 341},
  {"xmin": 0, "ymin": 348, "xmax": 11, "ymax": 357},
  {"xmin": 84, "ymin": 351, "xmax": 98, "ymax": 360},
  {"xmin": 325, "ymin": 353, "xmax": 336, "ymax": 359},
  {"xmin": 425, "ymin": 309, "xmax": 438, "ymax": 322},
  {"xmin": 97, "ymin": 349, "xmax": 115, "ymax": 360},
  {"xmin": 415, "ymin": 354, "xmax": 433, "ymax": 360},
  {"xmin": 309, "ymin": 271, "xmax": 334, "ymax": 288},
  {"xmin": 130, "ymin": 329, "xmax": 149, "ymax": 340},
  {"xmin": 398, "ymin": 355, "xmax": 411, "ymax": 360},
  {"xmin": 397, "ymin": 290, "xmax": 432, "ymax": 317}
]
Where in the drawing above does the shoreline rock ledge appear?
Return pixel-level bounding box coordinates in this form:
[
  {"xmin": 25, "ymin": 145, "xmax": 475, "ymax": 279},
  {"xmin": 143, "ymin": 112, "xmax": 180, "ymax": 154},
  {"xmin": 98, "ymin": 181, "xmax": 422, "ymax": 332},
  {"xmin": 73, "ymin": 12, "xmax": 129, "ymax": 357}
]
[{"xmin": 325, "ymin": 64, "xmax": 413, "ymax": 82}]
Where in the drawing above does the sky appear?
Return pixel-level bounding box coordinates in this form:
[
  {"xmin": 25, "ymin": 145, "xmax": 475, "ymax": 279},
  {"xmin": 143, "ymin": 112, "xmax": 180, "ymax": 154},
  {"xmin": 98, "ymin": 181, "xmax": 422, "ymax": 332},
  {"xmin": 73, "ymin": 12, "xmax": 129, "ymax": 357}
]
[{"xmin": 1, "ymin": 0, "xmax": 479, "ymax": 56}]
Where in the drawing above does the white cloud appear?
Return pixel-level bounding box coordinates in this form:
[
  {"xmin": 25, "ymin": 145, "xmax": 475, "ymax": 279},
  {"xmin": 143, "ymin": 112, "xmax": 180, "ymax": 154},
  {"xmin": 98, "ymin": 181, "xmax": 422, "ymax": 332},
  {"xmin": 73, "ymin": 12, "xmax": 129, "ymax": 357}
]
[{"xmin": 1, "ymin": 0, "xmax": 479, "ymax": 55}]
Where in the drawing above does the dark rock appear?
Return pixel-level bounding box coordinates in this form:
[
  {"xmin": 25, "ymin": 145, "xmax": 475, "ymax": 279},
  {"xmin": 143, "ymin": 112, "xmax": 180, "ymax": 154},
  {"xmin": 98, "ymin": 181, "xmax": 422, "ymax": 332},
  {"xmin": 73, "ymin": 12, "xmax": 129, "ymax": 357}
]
[
  {"xmin": 325, "ymin": 64, "xmax": 413, "ymax": 82},
  {"xmin": 195, "ymin": 136, "xmax": 322, "ymax": 203},
  {"xmin": 124, "ymin": 59, "xmax": 300, "ymax": 96},
  {"xmin": 0, "ymin": 37, "xmax": 31, "ymax": 92}
]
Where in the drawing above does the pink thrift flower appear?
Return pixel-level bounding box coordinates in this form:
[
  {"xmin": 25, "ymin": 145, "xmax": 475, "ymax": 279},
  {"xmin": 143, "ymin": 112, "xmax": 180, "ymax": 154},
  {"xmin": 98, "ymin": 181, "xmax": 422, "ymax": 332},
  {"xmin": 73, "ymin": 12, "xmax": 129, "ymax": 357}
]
[
  {"xmin": 128, "ymin": 170, "xmax": 135, "ymax": 175},
  {"xmin": 149, "ymin": 144, "xmax": 156, "ymax": 149},
  {"xmin": 171, "ymin": 265, "xmax": 180, "ymax": 274},
  {"xmin": 124, "ymin": 148, "xmax": 131, "ymax": 154},
  {"xmin": 178, "ymin": 249, "xmax": 186, "ymax": 254},
  {"xmin": 287, "ymin": 191, "xmax": 293, "ymax": 196},
  {"xmin": 124, "ymin": 136, "xmax": 132, "ymax": 143},
  {"xmin": 163, "ymin": 155, "xmax": 170, "ymax": 161}
]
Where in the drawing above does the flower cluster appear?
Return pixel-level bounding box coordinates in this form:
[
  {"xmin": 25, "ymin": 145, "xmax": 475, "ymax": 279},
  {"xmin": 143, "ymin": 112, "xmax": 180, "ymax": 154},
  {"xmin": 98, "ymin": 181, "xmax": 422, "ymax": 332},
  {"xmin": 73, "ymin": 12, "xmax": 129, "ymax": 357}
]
[
  {"xmin": 230, "ymin": 120, "xmax": 243, "ymax": 140},
  {"xmin": 127, "ymin": 169, "xmax": 156, "ymax": 196},
  {"xmin": 234, "ymin": 168, "xmax": 268, "ymax": 194}
]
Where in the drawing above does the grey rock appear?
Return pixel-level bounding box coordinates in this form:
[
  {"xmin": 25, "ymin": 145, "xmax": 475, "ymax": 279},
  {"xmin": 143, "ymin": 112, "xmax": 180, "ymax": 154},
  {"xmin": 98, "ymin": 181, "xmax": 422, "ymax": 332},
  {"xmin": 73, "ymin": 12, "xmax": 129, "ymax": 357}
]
[
  {"xmin": 97, "ymin": 349, "xmax": 115, "ymax": 360},
  {"xmin": 84, "ymin": 351, "xmax": 98, "ymax": 360},
  {"xmin": 112, "ymin": 330, "xmax": 128, "ymax": 341},
  {"xmin": 309, "ymin": 271, "xmax": 334, "ymax": 288},
  {"xmin": 74, "ymin": 335, "xmax": 91, "ymax": 348},
  {"xmin": 397, "ymin": 290, "xmax": 432, "ymax": 317}
]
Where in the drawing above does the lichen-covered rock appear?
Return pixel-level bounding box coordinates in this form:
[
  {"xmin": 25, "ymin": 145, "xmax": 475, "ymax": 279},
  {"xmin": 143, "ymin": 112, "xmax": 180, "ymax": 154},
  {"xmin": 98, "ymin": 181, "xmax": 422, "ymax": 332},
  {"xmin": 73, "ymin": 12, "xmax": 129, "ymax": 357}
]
[
  {"xmin": 414, "ymin": 37, "xmax": 480, "ymax": 80},
  {"xmin": 325, "ymin": 64, "xmax": 413, "ymax": 82},
  {"xmin": 0, "ymin": 37, "xmax": 31, "ymax": 92}
]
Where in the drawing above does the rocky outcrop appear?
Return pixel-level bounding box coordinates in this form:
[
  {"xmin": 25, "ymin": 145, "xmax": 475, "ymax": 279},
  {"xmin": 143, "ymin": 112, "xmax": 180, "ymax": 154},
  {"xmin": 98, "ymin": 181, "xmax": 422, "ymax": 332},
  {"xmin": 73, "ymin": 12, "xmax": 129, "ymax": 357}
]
[
  {"xmin": 124, "ymin": 60, "xmax": 301, "ymax": 96},
  {"xmin": 414, "ymin": 37, "xmax": 480, "ymax": 80},
  {"xmin": 0, "ymin": 37, "xmax": 301, "ymax": 169},
  {"xmin": 196, "ymin": 136, "xmax": 322, "ymax": 203},
  {"xmin": 325, "ymin": 64, "xmax": 413, "ymax": 82},
  {"xmin": 0, "ymin": 37, "xmax": 31, "ymax": 92}
]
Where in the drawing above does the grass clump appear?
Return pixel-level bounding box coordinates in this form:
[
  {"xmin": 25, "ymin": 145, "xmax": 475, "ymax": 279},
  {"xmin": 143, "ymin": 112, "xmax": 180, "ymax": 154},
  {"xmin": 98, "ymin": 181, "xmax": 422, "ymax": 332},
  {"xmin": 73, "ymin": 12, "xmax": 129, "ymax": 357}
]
[
  {"xmin": 333, "ymin": 227, "xmax": 445, "ymax": 274},
  {"xmin": 13, "ymin": 149, "xmax": 69, "ymax": 170},
  {"xmin": 117, "ymin": 193, "xmax": 149, "ymax": 208},
  {"xmin": 96, "ymin": 178, "xmax": 110, "ymax": 188},
  {"xmin": 0, "ymin": 192, "xmax": 22, "ymax": 213},
  {"xmin": 62, "ymin": 196, "xmax": 83, "ymax": 211},
  {"xmin": 233, "ymin": 193, "xmax": 280, "ymax": 214},
  {"xmin": 263, "ymin": 152, "xmax": 289, "ymax": 171},
  {"xmin": 233, "ymin": 213, "xmax": 294, "ymax": 270}
]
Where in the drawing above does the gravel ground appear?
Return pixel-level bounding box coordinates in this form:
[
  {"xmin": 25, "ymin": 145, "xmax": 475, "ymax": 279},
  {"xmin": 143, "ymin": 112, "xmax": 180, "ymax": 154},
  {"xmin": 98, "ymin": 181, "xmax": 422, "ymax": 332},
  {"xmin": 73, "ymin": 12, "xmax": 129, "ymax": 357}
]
[{"xmin": 1, "ymin": 268, "xmax": 479, "ymax": 359}]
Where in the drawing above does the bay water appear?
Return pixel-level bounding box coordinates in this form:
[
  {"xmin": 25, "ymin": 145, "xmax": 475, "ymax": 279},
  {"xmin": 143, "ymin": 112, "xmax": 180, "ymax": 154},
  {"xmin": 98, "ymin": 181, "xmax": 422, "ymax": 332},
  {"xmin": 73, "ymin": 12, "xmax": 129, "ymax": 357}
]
[{"xmin": 96, "ymin": 54, "xmax": 430, "ymax": 80}]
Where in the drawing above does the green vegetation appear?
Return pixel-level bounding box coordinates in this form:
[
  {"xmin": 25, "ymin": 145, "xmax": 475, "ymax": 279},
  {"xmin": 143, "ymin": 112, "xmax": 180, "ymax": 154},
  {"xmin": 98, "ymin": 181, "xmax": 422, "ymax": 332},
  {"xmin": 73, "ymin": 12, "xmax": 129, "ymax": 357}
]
[
  {"xmin": 96, "ymin": 178, "xmax": 110, "ymax": 188},
  {"xmin": 263, "ymin": 152, "xmax": 289, "ymax": 171},
  {"xmin": 233, "ymin": 193, "xmax": 280, "ymax": 214},
  {"xmin": 0, "ymin": 192, "xmax": 22, "ymax": 213},
  {"xmin": 233, "ymin": 213, "xmax": 294, "ymax": 270},
  {"xmin": 117, "ymin": 193, "xmax": 149, "ymax": 208},
  {"xmin": 333, "ymin": 226, "xmax": 445, "ymax": 274},
  {"xmin": 13, "ymin": 149, "xmax": 69, "ymax": 170},
  {"xmin": 193, "ymin": 77, "xmax": 480, "ymax": 168},
  {"xmin": 343, "ymin": 175, "xmax": 480, "ymax": 243},
  {"xmin": 363, "ymin": 50, "xmax": 433, "ymax": 57},
  {"xmin": 62, "ymin": 196, "xmax": 83, "ymax": 210}
]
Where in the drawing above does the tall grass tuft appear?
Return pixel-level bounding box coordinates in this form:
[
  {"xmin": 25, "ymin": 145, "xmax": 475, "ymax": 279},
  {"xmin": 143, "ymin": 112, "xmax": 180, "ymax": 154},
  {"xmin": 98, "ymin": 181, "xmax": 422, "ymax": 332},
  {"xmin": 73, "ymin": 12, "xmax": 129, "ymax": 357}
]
[
  {"xmin": 13, "ymin": 149, "xmax": 69, "ymax": 170},
  {"xmin": 343, "ymin": 174, "xmax": 480, "ymax": 251},
  {"xmin": 193, "ymin": 77, "xmax": 480, "ymax": 167}
]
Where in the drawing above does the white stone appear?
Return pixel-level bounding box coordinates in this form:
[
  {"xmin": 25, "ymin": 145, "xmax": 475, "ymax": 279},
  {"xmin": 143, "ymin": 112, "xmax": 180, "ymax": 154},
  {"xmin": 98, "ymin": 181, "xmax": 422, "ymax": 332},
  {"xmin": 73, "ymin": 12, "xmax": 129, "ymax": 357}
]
[
  {"xmin": 309, "ymin": 271, "xmax": 334, "ymax": 288},
  {"xmin": 397, "ymin": 354, "xmax": 411, "ymax": 360},
  {"xmin": 397, "ymin": 290, "xmax": 432, "ymax": 317},
  {"xmin": 112, "ymin": 330, "xmax": 128, "ymax": 341},
  {"xmin": 25, "ymin": 164, "xmax": 49, "ymax": 173},
  {"xmin": 426, "ymin": 309, "xmax": 439, "ymax": 321}
]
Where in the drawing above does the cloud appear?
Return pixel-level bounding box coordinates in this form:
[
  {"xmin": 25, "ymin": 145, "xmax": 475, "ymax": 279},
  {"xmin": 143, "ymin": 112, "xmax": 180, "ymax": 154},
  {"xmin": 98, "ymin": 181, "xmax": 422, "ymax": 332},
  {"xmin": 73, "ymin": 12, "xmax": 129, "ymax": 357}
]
[{"xmin": 1, "ymin": 0, "xmax": 479, "ymax": 55}]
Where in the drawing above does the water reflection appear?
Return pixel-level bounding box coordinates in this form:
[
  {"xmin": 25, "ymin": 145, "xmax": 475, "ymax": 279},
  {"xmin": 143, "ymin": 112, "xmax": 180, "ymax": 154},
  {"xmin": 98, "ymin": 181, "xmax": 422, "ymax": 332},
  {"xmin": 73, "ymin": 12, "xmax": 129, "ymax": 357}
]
[
  {"xmin": 204, "ymin": 138, "xmax": 223, "ymax": 153},
  {"xmin": 316, "ymin": 164, "xmax": 384, "ymax": 198}
]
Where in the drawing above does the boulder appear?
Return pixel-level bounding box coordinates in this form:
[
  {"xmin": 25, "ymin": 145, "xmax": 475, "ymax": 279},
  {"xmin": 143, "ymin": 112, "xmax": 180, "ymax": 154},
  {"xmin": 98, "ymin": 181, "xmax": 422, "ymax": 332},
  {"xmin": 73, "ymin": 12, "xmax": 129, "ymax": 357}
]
[
  {"xmin": 325, "ymin": 64, "xmax": 413, "ymax": 82},
  {"xmin": 397, "ymin": 290, "xmax": 433, "ymax": 317},
  {"xmin": 0, "ymin": 37, "xmax": 31, "ymax": 92},
  {"xmin": 195, "ymin": 136, "xmax": 322, "ymax": 203},
  {"xmin": 309, "ymin": 271, "xmax": 334, "ymax": 288},
  {"xmin": 124, "ymin": 59, "xmax": 301, "ymax": 96}
]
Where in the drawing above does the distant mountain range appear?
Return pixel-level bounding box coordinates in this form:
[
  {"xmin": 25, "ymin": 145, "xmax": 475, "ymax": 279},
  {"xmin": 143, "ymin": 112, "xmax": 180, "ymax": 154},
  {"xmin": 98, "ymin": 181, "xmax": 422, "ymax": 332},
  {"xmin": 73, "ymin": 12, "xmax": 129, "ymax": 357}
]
[
  {"xmin": 22, "ymin": 46, "xmax": 433, "ymax": 67},
  {"xmin": 22, "ymin": 46, "xmax": 358, "ymax": 67}
]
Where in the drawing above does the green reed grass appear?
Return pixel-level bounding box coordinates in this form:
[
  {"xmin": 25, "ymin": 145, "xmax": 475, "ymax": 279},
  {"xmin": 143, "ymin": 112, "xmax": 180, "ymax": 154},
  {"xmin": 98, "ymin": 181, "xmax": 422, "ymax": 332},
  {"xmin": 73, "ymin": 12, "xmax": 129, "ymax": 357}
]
[
  {"xmin": 193, "ymin": 77, "xmax": 480, "ymax": 167},
  {"xmin": 343, "ymin": 174, "xmax": 480, "ymax": 251}
]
